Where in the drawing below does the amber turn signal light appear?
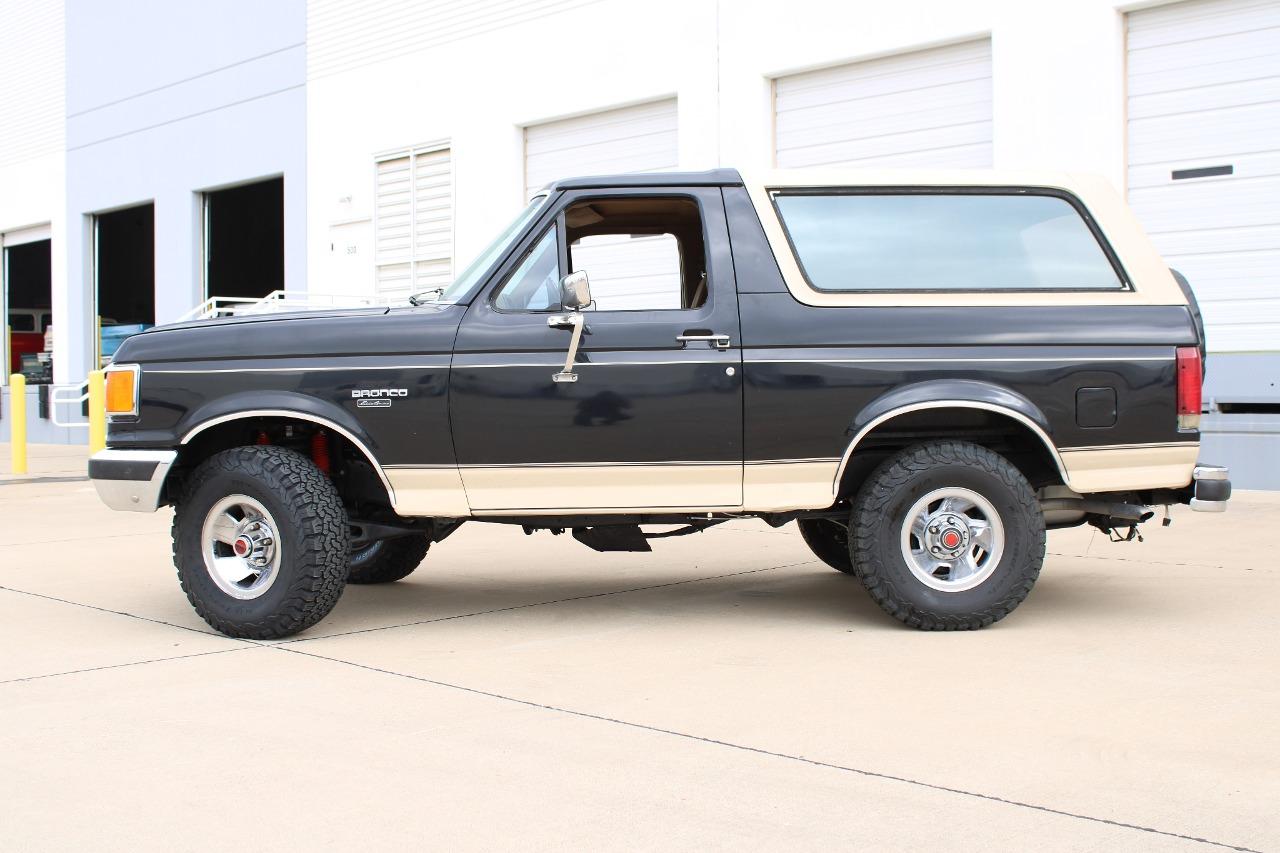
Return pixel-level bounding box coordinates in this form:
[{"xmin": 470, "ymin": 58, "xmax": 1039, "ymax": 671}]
[{"xmin": 105, "ymin": 367, "xmax": 138, "ymax": 416}]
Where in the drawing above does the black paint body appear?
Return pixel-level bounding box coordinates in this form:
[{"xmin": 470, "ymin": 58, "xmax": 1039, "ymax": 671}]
[{"xmin": 108, "ymin": 171, "xmax": 1200, "ymax": 507}]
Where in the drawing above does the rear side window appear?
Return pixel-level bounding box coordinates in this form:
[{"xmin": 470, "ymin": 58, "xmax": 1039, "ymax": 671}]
[{"xmin": 771, "ymin": 191, "xmax": 1126, "ymax": 292}]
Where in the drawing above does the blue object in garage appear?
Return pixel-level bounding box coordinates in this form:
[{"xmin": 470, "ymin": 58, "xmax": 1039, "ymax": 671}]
[{"xmin": 101, "ymin": 324, "xmax": 152, "ymax": 361}]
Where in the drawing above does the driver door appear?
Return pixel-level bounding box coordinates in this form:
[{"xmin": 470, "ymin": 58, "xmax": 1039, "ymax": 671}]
[{"xmin": 449, "ymin": 186, "xmax": 743, "ymax": 513}]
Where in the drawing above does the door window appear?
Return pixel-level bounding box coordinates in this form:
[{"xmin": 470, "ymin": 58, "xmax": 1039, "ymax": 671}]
[
  {"xmin": 490, "ymin": 196, "xmax": 711, "ymax": 313},
  {"xmin": 493, "ymin": 226, "xmax": 561, "ymax": 312},
  {"xmin": 567, "ymin": 197, "xmax": 707, "ymax": 311},
  {"xmin": 571, "ymin": 233, "xmax": 683, "ymax": 311}
]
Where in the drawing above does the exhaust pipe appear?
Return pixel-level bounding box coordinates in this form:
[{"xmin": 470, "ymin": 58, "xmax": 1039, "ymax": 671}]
[{"xmin": 1040, "ymin": 498, "xmax": 1154, "ymax": 524}]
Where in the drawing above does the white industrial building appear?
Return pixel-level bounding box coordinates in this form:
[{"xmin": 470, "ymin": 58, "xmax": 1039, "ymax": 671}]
[{"xmin": 1, "ymin": 0, "xmax": 1277, "ymax": 484}]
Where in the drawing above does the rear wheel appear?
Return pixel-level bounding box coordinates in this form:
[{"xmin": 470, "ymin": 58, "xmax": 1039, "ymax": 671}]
[
  {"xmin": 347, "ymin": 535, "xmax": 430, "ymax": 584},
  {"xmin": 796, "ymin": 518, "xmax": 855, "ymax": 574},
  {"xmin": 850, "ymin": 441, "xmax": 1045, "ymax": 630},
  {"xmin": 172, "ymin": 446, "xmax": 349, "ymax": 639}
]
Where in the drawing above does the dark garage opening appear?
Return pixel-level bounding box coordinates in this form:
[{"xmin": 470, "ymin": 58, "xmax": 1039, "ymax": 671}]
[
  {"xmin": 96, "ymin": 202, "xmax": 155, "ymax": 365},
  {"xmin": 205, "ymin": 177, "xmax": 284, "ymax": 301},
  {"xmin": 5, "ymin": 238, "xmax": 52, "ymax": 378}
]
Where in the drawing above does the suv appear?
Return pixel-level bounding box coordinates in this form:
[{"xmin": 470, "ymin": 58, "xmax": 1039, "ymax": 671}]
[{"xmin": 88, "ymin": 168, "xmax": 1231, "ymax": 638}]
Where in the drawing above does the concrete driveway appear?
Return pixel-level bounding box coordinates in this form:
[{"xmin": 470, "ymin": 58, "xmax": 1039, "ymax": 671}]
[{"xmin": 1, "ymin": 444, "xmax": 1276, "ymax": 852}]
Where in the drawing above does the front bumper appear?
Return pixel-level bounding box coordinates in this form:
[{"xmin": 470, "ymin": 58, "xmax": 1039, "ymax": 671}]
[
  {"xmin": 88, "ymin": 449, "xmax": 177, "ymax": 513},
  {"xmin": 1189, "ymin": 464, "xmax": 1231, "ymax": 512}
]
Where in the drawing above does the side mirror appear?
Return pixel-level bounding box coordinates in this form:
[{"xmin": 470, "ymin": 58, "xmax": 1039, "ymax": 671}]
[{"xmin": 560, "ymin": 271, "xmax": 592, "ymax": 311}]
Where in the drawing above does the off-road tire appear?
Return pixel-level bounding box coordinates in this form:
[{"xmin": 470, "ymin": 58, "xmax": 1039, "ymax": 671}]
[
  {"xmin": 797, "ymin": 518, "xmax": 856, "ymax": 575},
  {"xmin": 347, "ymin": 535, "xmax": 430, "ymax": 584},
  {"xmin": 172, "ymin": 446, "xmax": 350, "ymax": 639},
  {"xmin": 851, "ymin": 441, "xmax": 1045, "ymax": 631}
]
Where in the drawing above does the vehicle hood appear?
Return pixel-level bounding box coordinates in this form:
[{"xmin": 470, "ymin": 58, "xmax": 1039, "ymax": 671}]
[{"xmin": 114, "ymin": 304, "xmax": 465, "ymax": 365}]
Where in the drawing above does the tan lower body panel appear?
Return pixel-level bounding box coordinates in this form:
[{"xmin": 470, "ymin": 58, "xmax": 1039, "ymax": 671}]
[
  {"xmin": 1060, "ymin": 444, "xmax": 1198, "ymax": 492},
  {"xmin": 384, "ymin": 445, "xmax": 1196, "ymax": 518},
  {"xmin": 384, "ymin": 466, "xmax": 471, "ymax": 517},
  {"xmin": 462, "ymin": 463, "xmax": 742, "ymax": 514},
  {"xmin": 742, "ymin": 460, "xmax": 840, "ymax": 511}
]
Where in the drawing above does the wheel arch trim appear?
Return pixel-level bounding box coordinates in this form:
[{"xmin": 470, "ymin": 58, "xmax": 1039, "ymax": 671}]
[
  {"xmin": 180, "ymin": 409, "xmax": 397, "ymax": 508},
  {"xmin": 832, "ymin": 399, "xmax": 1070, "ymax": 496}
]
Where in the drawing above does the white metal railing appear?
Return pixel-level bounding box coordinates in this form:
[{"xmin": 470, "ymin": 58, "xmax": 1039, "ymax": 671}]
[
  {"xmin": 49, "ymin": 382, "xmax": 91, "ymax": 429},
  {"xmin": 178, "ymin": 290, "xmax": 401, "ymax": 322}
]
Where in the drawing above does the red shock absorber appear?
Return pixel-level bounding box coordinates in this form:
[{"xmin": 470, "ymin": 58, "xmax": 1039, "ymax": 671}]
[
  {"xmin": 256, "ymin": 430, "xmax": 270, "ymax": 445},
  {"xmin": 311, "ymin": 429, "xmax": 331, "ymax": 475}
]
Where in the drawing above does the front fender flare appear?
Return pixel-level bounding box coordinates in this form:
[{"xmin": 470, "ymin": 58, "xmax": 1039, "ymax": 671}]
[{"xmin": 177, "ymin": 391, "xmax": 395, "ymax": 505}]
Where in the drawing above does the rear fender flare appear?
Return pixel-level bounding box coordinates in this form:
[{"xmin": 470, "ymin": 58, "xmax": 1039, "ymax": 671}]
[{"xmin": 833, "ymin": 379, "xmax": 1068, "ymax": 494}]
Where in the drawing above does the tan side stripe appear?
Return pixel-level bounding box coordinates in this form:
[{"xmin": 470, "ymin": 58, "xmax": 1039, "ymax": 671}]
[{"xmin": 1059, "ymin": 444, "xmax": 1198, "ymax": 492}]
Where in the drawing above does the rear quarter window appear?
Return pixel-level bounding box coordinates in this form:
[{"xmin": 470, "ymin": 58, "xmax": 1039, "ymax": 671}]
[{"xmin": 771, "ymin": 191, "xmax": 1126, "ymax": 292}]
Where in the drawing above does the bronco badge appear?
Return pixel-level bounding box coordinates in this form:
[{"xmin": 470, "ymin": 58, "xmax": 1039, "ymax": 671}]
[{"xmin": 352, "ymin": 389, "xmax": 408, "ymax": 398}]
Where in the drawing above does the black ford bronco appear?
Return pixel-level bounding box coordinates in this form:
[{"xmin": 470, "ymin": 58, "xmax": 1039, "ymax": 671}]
[{"xmin": 89, "ymin": 168, "xmax": 1231, "ymax": 638}]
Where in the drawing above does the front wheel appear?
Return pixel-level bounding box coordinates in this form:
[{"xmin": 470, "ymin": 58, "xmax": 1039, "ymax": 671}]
[
  {"xmin": 172, "ymin": 446, "xmax": 350, "ymax": 639},
  {"xmin": 850, "ymin": 441, "xmax": 1045, "ymax": 631}
]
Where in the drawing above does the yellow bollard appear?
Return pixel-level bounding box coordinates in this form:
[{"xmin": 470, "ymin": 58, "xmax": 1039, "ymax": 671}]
[
  {"xmin": 9, "ymin": 374, "xmax": 27, "ymax": 475},
  {"xmin": 88, "ymin": 370, "xmax": 106, "ymax": 455}
]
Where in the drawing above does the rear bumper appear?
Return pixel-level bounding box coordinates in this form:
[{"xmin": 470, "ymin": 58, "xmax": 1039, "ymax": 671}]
[
  {"xmin": 88, "ymin": 449, "xmax": 177, "ymax": 513},
  {"xmin": 1189, "ymin": 464, "xmax": 1231, "ymax": 512}
]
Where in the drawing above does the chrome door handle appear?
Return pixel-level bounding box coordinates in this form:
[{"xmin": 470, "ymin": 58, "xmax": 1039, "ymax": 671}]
[{"xmin": 676, "ymin": 333, "xmax": 731, "ymax": 350}]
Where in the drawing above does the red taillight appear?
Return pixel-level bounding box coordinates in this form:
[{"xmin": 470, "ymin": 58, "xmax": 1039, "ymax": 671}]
[{"xmin": 1176, "ymin": 346, "xmax": 1202, "ymax": 430}]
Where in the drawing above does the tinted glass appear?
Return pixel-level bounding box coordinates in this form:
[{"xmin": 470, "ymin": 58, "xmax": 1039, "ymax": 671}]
[
  {"xmin": 773, "ymin": 192, "xmax": 1124, "ymax": 291},
  {"xmin": 9, "ymin": 313, "xmax": 34, "ymax": 331},
  {"xmin": 493, "ymin": 226, "xmax": 560, "ymax": 311},
  {"xmin": 436, "ymin": 194, "xmax": 547, "ymax": 304}
]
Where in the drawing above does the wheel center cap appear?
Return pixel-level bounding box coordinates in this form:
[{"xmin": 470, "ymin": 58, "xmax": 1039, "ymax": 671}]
[
  {"xmin": 927, "ymin": 513, "xmax": 971, "ymax": 557},
  {"xmin": 233, "ymin": 536, "xmax": 252, "ymax": 557}
]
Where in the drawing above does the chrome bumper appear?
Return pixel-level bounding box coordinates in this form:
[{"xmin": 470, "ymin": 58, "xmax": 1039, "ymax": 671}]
[
  {"xmin": 88, "ymin": 449, "xmax": 177, "ymax": 513},
  {"xmin": 1189, "ymin": 464, "xmax": 1231, "ymax": 513}
]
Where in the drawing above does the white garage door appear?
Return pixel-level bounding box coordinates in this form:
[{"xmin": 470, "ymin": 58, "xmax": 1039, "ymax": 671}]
[
  {"xmin": 524, "ymin": 99, "xmax": 678, "ymax": 199},
  {"xmin": 1127, "ymin": 0, "xmax": 1280, "ymax": 354},
  {"xmin": 774, "ymin": 39, "xmax": 992, "ymax": 169},
  {"xmin": 524, "ymin": 100, "xmax": 680, "ymax": 307}
]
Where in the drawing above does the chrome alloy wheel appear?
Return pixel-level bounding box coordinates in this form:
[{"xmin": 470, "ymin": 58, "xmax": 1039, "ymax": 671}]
[
  {"xmin": 201, "ymin": 494, "xmax": 282, "ymax": 600},
  {"xmin": 899, "ymin": 487, "xmax": 1005, "ymax": 592}
]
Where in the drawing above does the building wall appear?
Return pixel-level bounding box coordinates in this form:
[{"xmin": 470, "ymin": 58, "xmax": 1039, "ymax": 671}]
[
  {"xmin": 0, "ymin": 0, "xmax": 66, "ymax": 355},
  {"xmin": 306, "ymin": 0, "xmax": 717, "ymax": 299},
  {"xmin": 0, "ymin": 1, "xmax": 67, "ymax": 442},
  {"xmin": 61, "ymin": 0, "xmax": 307, "ymax": 385},
  {"xmin": 305, "ymin": 0, "xmax": 1133, "ymax": 298}
]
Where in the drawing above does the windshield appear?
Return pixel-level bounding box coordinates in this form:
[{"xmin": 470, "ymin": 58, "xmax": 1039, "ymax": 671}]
[{"xmin": 419, "ymin": 194, "xmax": 549, "ymax": 305}]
